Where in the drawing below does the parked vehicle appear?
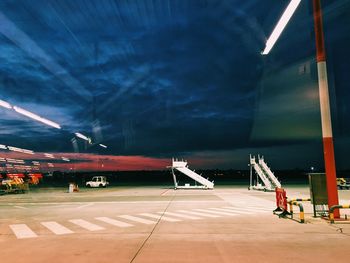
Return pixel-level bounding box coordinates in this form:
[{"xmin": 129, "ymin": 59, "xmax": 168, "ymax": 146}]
[
  {"xmin": 85, "ymin": 176, "xmax": 109, "ymax": 188},
  {"xmin": 337, "ymin": 178, "xmax": 350, "ymax": 190},
  {"xmin": 0, "ymin": 176, "xmax": 28, "ymax": 194}
]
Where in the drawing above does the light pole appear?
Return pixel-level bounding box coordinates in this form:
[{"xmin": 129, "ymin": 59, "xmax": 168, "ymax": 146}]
[
  {"xmin": 312, "ymin": 0, "xmax": 339, "ymax": 218},
  {"xmin": 262, "ymin": 0, "xmax": 340, "ymax": 218}
]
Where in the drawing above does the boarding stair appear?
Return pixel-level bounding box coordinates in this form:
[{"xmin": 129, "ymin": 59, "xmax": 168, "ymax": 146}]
[
  {"xmin": 258, "ymin": 156, "xmax": 281, "ymax": 188},
  {"xmin": 170, "ymin": 159, "xmax": 214, "ymax": 189},
  {"xmin": 249, "ymin": 155, "xmax": 281, "ymax": 191}
]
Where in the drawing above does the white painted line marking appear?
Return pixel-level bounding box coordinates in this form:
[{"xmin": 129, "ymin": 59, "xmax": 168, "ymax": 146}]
[
  {"xmin": 77, "ymin": 203, "xmax": 94, "ymax": 209},
  {"xmin": 5, "ymin": 200, "xmax": 224, "ymax": 206},
  {"xmin": 223, "ymin": 206, "xmax": 271, "ymax": 212},
  {"xmin": 158, "ymin": 211, "xmax": 202, "ymax": 220},
  {"xmin": 212, "ymin": 208, "xmax": 254, "ymax": 215},
  {"xmin": 223, "ymin": 206, "xmax": 273, "ymax": 212},
  {"xmin": 41, "ymin": 221, "xmax": 74, "ymax": 235},
  {"xmin": 10, "ymin": 224, "xmax": 38, "ymax": 239},
  {"xmin": 118, "ymin": 215, "xmax": 156, "ymax": 225},
  {"xmin": 13, "ymin": 206, "xmax": 28, "ymax": 210},
  {"xmin": 243, "ymin": 207, "xmax": 271, "ymax": 211},
  {"xmin": 177, "ymin": 210, "xmax": 221, "ymax": 218},
  {"xmin": 194, "ymin": 209, "xmax": 238, "ymax": 216},
  {"xmin": 69, "ymin": 219, "xmax": 104, "ymax": 231},
  {"xmin": 139, "ymin": 213, "xmax": 181, "ymax": 222},
  {"xmin": 95, "ymin": 217, "xmax": 133, "ymax": 228}
]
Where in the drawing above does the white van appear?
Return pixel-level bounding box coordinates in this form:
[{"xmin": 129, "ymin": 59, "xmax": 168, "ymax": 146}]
[{"xmin": 85, "ymin": 176, "xmax": 109, "ymax": 188}]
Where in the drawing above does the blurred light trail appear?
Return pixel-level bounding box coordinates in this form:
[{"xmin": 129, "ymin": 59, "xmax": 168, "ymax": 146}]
[
  {"xmin": 0, "ymin": 99, "xmax": 12, "ymax": 109},
  {"xmin": 0, "ymin": 99, "xmax": 61, "ymax": 129},
  {"xmin": 0, "ymin": 144, "xmax": 7, "ymax": 149},
  {"xmin": 75, "ymin": 132, "xmax": 90, "ymax": 141},
  {"xmin": 6, "ymin": 158, "xmax": 25, "ymax": 164},
  {"xmin": 99, "ymin": 144, "xmax": 107, "ymax": 148},
  {"xmin": 7, "ymin": 146, "xmax": 34, "ymax": 155},
  {"xmin": 44, "ymin": 153, "xmax": 55, "ymax": 159},
  {"xmin": 13, "ymin": 106, "xmax": 61, "ymax": 129},
  {"xmin": 262, "ymin": 0, "xmax": 301, "ymax": 55}
]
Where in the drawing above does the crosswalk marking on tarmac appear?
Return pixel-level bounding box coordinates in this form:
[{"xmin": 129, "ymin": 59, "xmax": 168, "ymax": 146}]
[
  {"xmin": 194, "ymin": 208, "xmax": 239, "ymax": 216},
  {"xmin": 139, "ymin": 213, "xmax": 182, "ymax": 222},
  {"xmin": 118, "ymin": 215, "xmax": 156, "ymax": 225},
  {"xmin": 41, "ymin": 221, "xmax": 74, "ymax": 235},
  {"xmin": 69, "ymin": 219, "xmax": 105, "ymax": 231},
  {"xmin": 8, "ymin": 205, "xmax": 274, "ymax": 239},
  {"xmin": 9, "ymin": 224, "xmax": 38, "ymax": 239},
  {"xmin": 95, "ymin": 217, "xmax": 133, "ymax": 228},
  {"xmin": 177, "ymin": 210, "xmax": 221, "ymax": 218},
  {"xmin": 157, "ymin": 211, "xmax": 202, "ymax": 220}
]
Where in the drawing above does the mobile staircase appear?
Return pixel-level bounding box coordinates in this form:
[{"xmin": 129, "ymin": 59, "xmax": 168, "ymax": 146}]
[
  {"xmin": 170, "ymin": 158, "xmax": 214, "ymax": 189},
  {"xmin": 249, "ymin": 155, "xmax": 281, "ymax": 191}
]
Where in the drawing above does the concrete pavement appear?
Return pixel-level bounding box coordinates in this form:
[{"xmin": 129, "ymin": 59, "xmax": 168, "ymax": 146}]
[{"xmin": 0, "ymin": 185, "xmax": 350, "ymax": 262}]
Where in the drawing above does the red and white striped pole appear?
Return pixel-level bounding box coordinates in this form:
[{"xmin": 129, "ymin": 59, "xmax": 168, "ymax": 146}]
[{"xmin": 312, "ymin": 0, "xmax": 340, "ymax": 218}]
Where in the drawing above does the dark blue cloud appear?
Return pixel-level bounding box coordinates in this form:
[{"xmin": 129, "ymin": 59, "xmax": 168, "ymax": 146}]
[{"xmin": 0, "ymin": 0, "xmax": 349, "ymax": 169}]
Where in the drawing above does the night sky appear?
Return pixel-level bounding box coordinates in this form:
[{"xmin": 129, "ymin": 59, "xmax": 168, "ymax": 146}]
[{"xmin": 0, "ymin": 0, "xmax": 349, "ymax": 171}]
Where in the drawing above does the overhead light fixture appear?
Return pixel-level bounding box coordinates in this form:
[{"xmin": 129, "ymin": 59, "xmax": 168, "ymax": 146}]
[
  {"xmin": 13, "ymin": 106, "xmax": 61, "ymax": 129},
  {"xmin": 0, "ymin": 99, "xmax": 12, "ymax": 109},
  {"xmin": 262, "ymin": 0, "xmax": 301, "ymax": 55},
  {"xmin": 99, "ymin": 144, "xmax": 107, "ymax": 148},
  {"xmin": 75, "ymin": 132, "xmax": 90, "ymax": 141}
]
